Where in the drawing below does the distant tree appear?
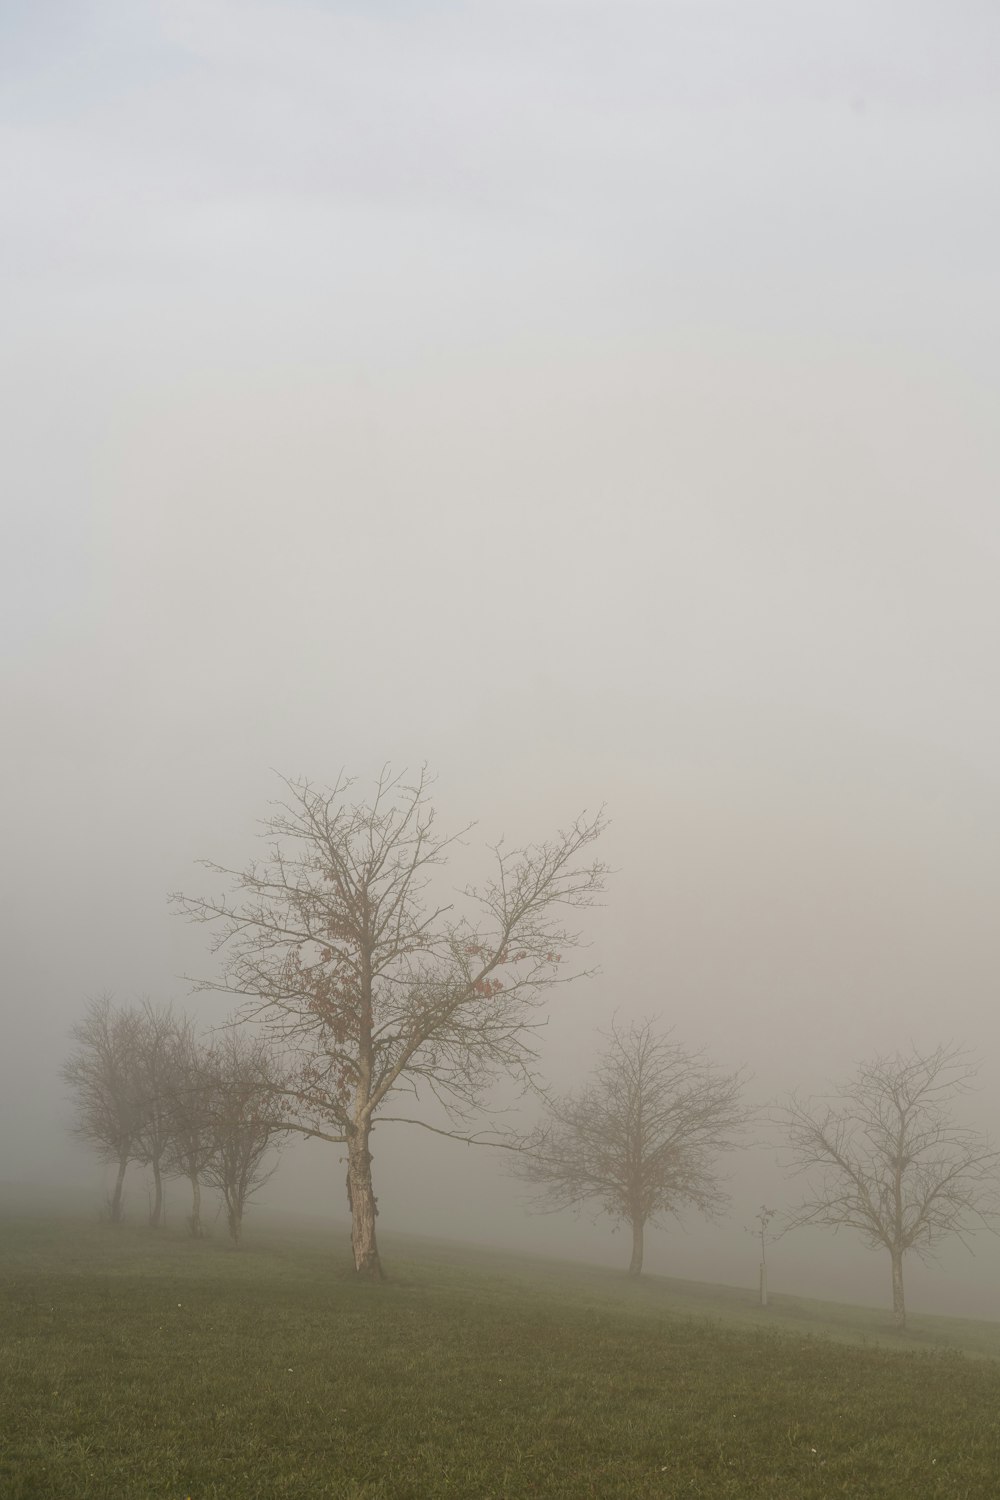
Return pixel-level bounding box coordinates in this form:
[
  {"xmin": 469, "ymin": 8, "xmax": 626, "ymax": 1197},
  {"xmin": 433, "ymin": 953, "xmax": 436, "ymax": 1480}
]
[
  {"xmin": 173, "ymin": 767, "xmax": 608, "ymax": 1278},
  {"xmin": 516, "ymin": 1018, "xmax": 749, "ymax": 1276},
  {"xmin": 163, "ymin": 1018, "xmax": 217, "ymax": 1238},
  {"xmin": 132, "ymin": 1001, "xmax": 181, "ymax": 1228},
  {"xmin": 778, "ymin": 1046, "xmax": 1000, "ymax": 1329},
  {"xmin": 201, "ymin": 1029, "xmax": 285, "ymax": 1245},
  {"xmin": 61, "ymin": 995, "xmax": 144, "ymax": 1222}
]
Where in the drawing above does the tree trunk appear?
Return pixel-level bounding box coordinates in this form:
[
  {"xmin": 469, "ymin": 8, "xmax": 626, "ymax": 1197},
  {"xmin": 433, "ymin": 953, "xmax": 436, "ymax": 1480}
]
[
  {"xmin": 189, "ymin": 1173, "xmax": 202, "ymax": 1237},
  {"xmin": 347, "ymin": 1128, "xmax": 383, "ymax": 1279},
  {"xmin": 149, "ymin": 1157, "xmax": 163, "ymax": 1228},
  {"xmin": 890, "ymin": 1249, "xmax": 906, "ymax": 1329},
  {"xmin": 227, "ymin": 1198, "xmax": 242, "ymax": 1245},
  {"xmin": 759, "ymin": 1262, "xmax": 768, "ymax": 1308},
  {"xmin": 628, "ymin": 1217, "xmax": 644, "ymax": 1277},
  {"xmin": 110, "ymin": 1154, "xmax": 128, "ymax": 1223}
]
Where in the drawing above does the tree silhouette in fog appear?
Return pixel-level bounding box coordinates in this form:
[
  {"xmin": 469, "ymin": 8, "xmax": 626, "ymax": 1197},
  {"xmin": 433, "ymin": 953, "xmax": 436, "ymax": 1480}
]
[
  {"xmin": 516, "ymin": 1017, "xmax": 749, "ymax": 1276},
  {"xmin": 778, "ymin": 1045, "xmax": 1000, "ymax": 1329}
]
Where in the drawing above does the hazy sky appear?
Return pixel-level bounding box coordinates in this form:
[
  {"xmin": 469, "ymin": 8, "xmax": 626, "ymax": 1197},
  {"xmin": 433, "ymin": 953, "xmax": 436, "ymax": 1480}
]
[{"xmin": 4, "ymin": 1, "xmax": 1000, "ymax": 1315}]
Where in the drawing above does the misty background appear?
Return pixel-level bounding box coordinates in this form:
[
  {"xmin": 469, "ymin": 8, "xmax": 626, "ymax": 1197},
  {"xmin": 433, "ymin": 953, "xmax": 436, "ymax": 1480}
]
[{"xmin": 4, "ymin": 1, "xmax": 1000, "ymax": 1318}]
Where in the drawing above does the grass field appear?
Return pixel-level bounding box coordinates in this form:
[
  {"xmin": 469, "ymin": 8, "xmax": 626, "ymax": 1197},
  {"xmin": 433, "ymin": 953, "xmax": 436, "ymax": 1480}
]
[{"xmin": 3, "ymin": 1214, "xmax": 1000, "ymax": 1498}]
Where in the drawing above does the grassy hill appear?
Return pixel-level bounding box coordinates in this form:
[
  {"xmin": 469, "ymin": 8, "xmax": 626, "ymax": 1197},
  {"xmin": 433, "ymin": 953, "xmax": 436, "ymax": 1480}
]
[{"xmin": 2, "ymin": 1214, "xmax": 1000, "ymax": 1498}]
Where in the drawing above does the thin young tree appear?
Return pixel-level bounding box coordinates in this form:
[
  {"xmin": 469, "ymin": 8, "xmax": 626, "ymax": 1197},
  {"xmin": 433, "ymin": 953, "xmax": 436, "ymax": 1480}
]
[
  {"xmin": 173, "ymin": 767, "xmax": 608, "ymax": 1278},
  {"xmin": 778, "ymin": 1046, "xmax": 1000, "ymax": 1329},
  {"xmin": 61, "ymin": 995, "xmax": 144, "ymax": 1223},
  {"xmin": 746, "ymin": 1204, "xmax": 777, "ymax": 1308},
  {"xmin": 202, "ymin": 1029, "xmax": 285, "ymax": 1245},
  {"xmin": 516, "ymin": 1018, "xmax": 749, "ymax": 1276}
]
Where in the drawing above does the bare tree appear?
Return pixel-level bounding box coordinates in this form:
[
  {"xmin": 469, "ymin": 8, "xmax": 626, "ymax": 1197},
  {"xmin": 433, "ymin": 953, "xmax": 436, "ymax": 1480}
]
[
  {"xmin": 515, "ymin": 1018, "xmax": 749, "ymax": 1276},
  {"xmin": 173, "ymin": 767, "xmax": 608, "ymax": 1277},
  {"xmin": 61, "ymin": 995, "xmax": 144, "ymax": 1222},
  {"xmin": 778, "ymin": 1046, "xmax": 1000, "ymax": 1329},
  {"xmin": 132, "ymin": 1001, "xmax": 181, "ymax": 1228},
  {"xmin": 163, "ymin": 1017, "xmax": 217, "ymax": 1238},
  {"xmin": 201, "ymin": 1029, "xmax": 285, "ymax": 1245}
]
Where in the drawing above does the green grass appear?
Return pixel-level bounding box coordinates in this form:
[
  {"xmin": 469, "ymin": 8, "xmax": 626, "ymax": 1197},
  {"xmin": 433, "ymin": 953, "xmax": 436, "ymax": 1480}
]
[{"xmin": 3, "ymin": 1215, "xmax": 1000, "ymax": 1498}]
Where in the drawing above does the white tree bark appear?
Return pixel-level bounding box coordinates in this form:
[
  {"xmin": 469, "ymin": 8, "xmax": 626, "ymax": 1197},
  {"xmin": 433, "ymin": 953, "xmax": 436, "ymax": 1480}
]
[{"xmin": 347, "ymin": 1128, "xmax": 382, "ymax": 1278}]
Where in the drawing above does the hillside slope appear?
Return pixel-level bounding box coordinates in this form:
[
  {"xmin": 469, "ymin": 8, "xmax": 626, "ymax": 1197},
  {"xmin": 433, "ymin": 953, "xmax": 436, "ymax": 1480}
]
[{"xmin": 2, "ymin": 1216, "xmax": 999, "ymax": 1498}]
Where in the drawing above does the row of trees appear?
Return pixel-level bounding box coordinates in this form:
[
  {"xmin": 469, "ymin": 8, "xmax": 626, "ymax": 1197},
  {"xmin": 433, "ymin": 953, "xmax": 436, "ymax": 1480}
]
[
  {"xmin": 64, "ymin": 769, "xmax": 1000, "ymax": 1328},
  {"xmin": 63, "ymin": 997, "xmax": 284, "ymax": 1242},
  {"xmin": 517, "ymin": 1021, "xmax": 999, "ymax": 1329}
]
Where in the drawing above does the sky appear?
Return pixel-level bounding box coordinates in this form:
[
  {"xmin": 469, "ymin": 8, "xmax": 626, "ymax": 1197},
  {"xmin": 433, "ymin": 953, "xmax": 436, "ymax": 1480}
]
[{"xmin": 3, "ymin": 0, "xmax": 1000, "ymax": 1316}]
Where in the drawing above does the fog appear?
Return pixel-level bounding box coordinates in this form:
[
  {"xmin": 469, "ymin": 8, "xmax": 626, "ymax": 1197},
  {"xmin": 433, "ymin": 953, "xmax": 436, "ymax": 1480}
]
[{"xmin": 4, "ymin": 1, "xmax": 1000, "ymax": 1322}]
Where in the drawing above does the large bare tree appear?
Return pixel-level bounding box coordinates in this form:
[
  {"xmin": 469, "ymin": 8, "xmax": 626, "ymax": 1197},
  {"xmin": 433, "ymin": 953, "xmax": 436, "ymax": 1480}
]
[
  {"xmin": 173, "ymin": 767, "xmax": 608, "ymax": 1277},
  {"xmin": 778, "ymin": 1046, "xmax": 1000, "ymax": 1329},
  {"xmin": 62, "ymin": 996, "xmax": 144, "ymax": 1223},
  {"xmin": 516, "ymin": 1018, "xmax": 749, "ymax": 1276}
]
